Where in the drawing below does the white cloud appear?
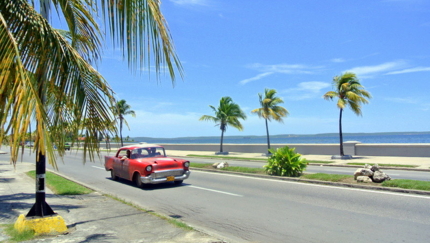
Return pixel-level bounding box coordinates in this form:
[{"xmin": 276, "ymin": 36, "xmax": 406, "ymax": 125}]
[
  {"xmin": 282, "ymin": 81, "xmax": 330, "ymax": 100},
  {"xmin": 239, "ymin": 72, "xmax": 274, "ymax": 85},
  {"xmin": 247, "ymin": 63, "xmax": 319, "ymax": 74},
  {"xmin": 169, "ymin": 0, "xmax": 209, "ymax": 6},
  {"xmin": 384, "ymin": 97, "xmax": 418, "ymax": 104},
  {"xmin": 345, "ymin": 61, "xmax": 407, "ymax": 76},
  {"xmin": 331, "ymin": 58, "xmax": 346, "ymax": 63},
  {"xmin": 386, "ymin": 66, "xmax": 430, "ymax": 75},
  {"xmin": 240, "ymin": 63, "xmax": 322, "ymax": 85}
]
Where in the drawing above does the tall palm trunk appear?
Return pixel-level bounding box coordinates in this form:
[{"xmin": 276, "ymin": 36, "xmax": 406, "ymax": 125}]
[
  {"xmin": 219, "ymin": 129, "xmax": 225, "ymax": 152},
  {"xmin": 265, "ymin": 118, "xmax": 271, "ymax": 152},
  {"xmin": 119, "ymin": 117, "xmax": 123, "ymax": 147},
  {"xmin": 338, "ymin": 108, "xmax": 344, "ymax": 156}
]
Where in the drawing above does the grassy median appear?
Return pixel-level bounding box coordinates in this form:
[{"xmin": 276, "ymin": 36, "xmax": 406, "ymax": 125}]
[
  {"xmin": 191, "ymin": 163, "xmax": 430, "ymax": 191},
  {"xmin": 186, "ymin": 154, "xmax": 333, "ymax": 164}
]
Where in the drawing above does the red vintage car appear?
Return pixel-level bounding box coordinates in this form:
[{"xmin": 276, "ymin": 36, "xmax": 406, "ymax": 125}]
[{"xmin": 104, "ymin": 144, "xmax": 190, "ymax": 187}]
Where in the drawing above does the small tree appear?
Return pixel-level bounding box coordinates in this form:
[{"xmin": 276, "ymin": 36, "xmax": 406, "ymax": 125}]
[
  {"xmin": 113, "ymin": 100, "xmax": 136, "ymax": 147},
  {"xmin": 251, "ymin": 89, "xmax": 288, "ymax": 154},
  {"xmin": 323, "ymin": 72, "xmax": 371, "ymax": 156},
  {"xmin": 199, "ymin": 97, "xmax": 247, "ymax": 154},
  {"xmin": 264, "ymin": 146, "xmax": 307, "ymax": 177}
]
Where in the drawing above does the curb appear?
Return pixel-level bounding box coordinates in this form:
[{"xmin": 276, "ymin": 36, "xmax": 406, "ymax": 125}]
[{"xmin": 191, "ymin": 167, "xmax": 430, "ymax": 196}]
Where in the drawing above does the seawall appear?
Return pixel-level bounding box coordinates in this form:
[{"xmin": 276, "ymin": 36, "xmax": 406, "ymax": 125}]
[{"xmin": 161, "ymin": 142, "xmax": 430, "ymax": 157}]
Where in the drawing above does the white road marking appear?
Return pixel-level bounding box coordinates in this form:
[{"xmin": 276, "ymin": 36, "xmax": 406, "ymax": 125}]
[
  {"xmin": 192, "ymin": 170, "xmax": 430, "ymax": 200},
  {"xmin": 189, "ymin": 185, "xmax": 243, "ymax": 197},
  {"xmin": 92, "ymin": 166, "xmax": 105, "ymax": 170}
]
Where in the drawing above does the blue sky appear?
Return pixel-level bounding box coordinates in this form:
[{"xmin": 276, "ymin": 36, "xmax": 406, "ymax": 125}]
[{"xmin": 95, "ymin": 0, "xmax": 430, "ymax": 138}]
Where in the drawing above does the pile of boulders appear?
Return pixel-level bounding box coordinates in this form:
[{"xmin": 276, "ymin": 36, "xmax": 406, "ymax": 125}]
[
  {"xmin": 354, "ymin": 164, "xmax": 391, "ymax": 183},
  {"xmin": 212, "ymin": 162, "xmax": 229, "ymax": 169}
]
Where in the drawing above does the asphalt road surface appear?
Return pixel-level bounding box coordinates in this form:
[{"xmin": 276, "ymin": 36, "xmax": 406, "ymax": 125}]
[{"xmin": 6, "ymin": 149, "xmax": 430, "ymax": 243}]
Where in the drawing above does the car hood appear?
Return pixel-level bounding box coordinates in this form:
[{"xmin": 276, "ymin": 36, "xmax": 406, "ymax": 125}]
[{"xmin": 136, "ymin": 157, "xmax": 186, "ymax": 170}]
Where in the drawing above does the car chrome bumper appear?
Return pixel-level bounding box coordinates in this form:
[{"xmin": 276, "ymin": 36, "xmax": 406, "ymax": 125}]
[{"xmin": 141, "ymin": 170, "xmax": 191, "ymax": 184}]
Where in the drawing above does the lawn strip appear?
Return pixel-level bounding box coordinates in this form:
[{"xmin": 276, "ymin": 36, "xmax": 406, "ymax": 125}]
[
  {"xmin": 26, "ymin": 171, "xmax": 93, "ymax": 195},
  {"xmin": 346, "ymin": 163, "xmax": 418, "ymax": 168}
]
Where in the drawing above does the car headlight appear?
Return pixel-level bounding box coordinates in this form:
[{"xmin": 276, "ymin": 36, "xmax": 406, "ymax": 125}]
[
  {"xmin": 146, "ymin": 165, "xmax": 152, "ymax": 172},
  {"xmin": 184, "ymin": 162, "xmax": 190, "ymax": 168}
]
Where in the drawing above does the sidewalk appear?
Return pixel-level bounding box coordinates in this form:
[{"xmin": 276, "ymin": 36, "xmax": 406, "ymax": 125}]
[{"xmin": 0, "ymin": 157, "xmax": 225, "ymax": 243}]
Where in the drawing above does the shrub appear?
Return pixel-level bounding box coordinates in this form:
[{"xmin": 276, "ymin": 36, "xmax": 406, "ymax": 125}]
[{"xmin": 264, "ymin": 146, "xmax": 308, "ymax": 177}]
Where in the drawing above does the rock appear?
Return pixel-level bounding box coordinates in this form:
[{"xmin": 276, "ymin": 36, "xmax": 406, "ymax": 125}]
[
  {"xmin": 354, "ymin": 168, "xmax": 374, "ymax": 180},
  {"xmin": 356, "ymin": 176, "xmax": 373, "ymax": 183},
  {"xmin": 370, "ymin": 164, "xmax": 380, "ymax": 172},
  {"xmin": 217, "ymin": 162, "xmax": 229, "ymax": 169},
  {"xmin": 212, "ymin": 162, "xmax": 229, "ymax": 169},
  {"xmin": 372, "ymin": 171, "xmax": 391, "ymax": 183}
]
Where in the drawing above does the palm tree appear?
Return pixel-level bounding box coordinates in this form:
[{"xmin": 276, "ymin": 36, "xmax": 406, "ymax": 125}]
[
  {"xmin": 0, "ymin": 0, "xmax": 181, "ymax": 217},
  {"xmin": 113, "ymin": 100, "xmax": 136, "ymax": 147},
  {"xmin": 199, "ymin": 97, "xmax": 247, "ymax": 154},
  {"xmin": 251, "ymin": 89, "xmax": 288, "ymax": 155},
  {"xmin": 323, "ymin": 72, "xmax": 371, "ymax": 157}
]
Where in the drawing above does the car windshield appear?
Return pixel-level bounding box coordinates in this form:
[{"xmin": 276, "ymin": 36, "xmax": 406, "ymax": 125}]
[{"xmin": 130, "ymin": 147, "xmax": 165, "ymax": 159}]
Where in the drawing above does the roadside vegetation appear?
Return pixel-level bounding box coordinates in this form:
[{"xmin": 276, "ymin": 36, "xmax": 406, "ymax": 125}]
[
  {"xmin": 26, "ymin": 171, "xmax": 92, "ymax": 195},
  {"xmin": 1, "ymin": 224, "xmax": 35, "ymax": 242},
  {"xmin": 186, "ymin": 154, "xmax": 333, "ymax": 164}
]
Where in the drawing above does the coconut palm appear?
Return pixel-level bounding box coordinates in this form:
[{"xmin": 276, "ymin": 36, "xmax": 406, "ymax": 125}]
[
  {"xmin": 323, "ymin": 72, "xmax": 371, "ymax": 156},
  {"xmin": 113, "ymin": 100, "xmax": 136, "ymax": 147},
  {"xmin": 0, "ymin": 0, "xmax": 181, "ymax": 217},
  {"xmin": 251, "ymin": 89, "xmax": 288, "ymax": 154},
  {"xmin": 199, "ymin": 97, "xmax": 247, "ymax": 154},
  {"xmin": 0, "ymin": 0, "xmax": 181, "ymax": 166}
]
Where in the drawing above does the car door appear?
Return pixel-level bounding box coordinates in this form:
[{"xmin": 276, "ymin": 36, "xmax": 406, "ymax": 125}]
[{"xmin": 114, "ymin": 149, "xmax": 128, "ymax": 179}]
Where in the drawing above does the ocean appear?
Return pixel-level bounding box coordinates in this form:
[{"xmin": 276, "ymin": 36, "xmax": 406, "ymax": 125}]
[{"xmin": 134, "ymin": 132, "xmax": 430, "ymax": 144}]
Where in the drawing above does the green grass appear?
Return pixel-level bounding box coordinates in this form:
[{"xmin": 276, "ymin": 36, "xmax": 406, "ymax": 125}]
[
  {"xmin": 301, "ymin": 173, "xmax": 353, "ymax": 182},
  {"xmin": 221, "ymin": 166, "xmax": 265, "ymax": 174},
  {"xmin": 382, "ymin": 179, "xmax": 430, "ymax": 191},
  {"xmin": 186, "ymin": 154, "xmax": 333, "ymax": 164},
  {"xmin": 346, "ymin": 163, "xmax": 418, "ymax": 168},
  {"xmin": 26, "ymin": 171, "xmax": 93, "ymax": 195},
  {"xmin": 186, "ymin": 154, "xmax": 268, "ymax": 161},
  {"xmin": 191, "ymin": 163, "xmax": 265, "ymax": 173},
  {"xmin": 1, "ymin": 224, "xmax": 35, "ymax": 242}
]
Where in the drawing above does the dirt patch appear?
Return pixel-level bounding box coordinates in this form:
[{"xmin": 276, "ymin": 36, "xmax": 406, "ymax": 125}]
[{"xmin": 337, "ymin": 177, "xmax": 383, "ymax": 187}]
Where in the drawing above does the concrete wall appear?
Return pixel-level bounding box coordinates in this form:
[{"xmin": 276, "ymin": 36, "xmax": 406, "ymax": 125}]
[
  {"xmin": 356, "ymin": 144, "xmax": 430, "ymax": 157},
  {"xmin": 161, "ymin": 143, "xmax": 430, "ymax": 157}
]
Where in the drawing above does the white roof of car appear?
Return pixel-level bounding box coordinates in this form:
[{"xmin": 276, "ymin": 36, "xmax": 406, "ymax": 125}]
[{"xmin": 120, "ymin": 143, "xmax": 162, "ymax": 149}]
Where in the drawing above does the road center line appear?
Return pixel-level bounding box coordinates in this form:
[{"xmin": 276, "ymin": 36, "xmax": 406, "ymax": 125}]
[
  {"xmin": 92, "ymin": 166, "xmax": 105, "ymax": 170},
  {"xmin": 188, "ymin": 185, "xmax": 243, "ymax": 197}
]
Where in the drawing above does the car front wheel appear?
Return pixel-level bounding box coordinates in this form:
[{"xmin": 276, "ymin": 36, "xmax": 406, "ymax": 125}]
[
  {"xmin": 134, "ymin": 173, "xmax": 143, "ymax": 188},
  {"xmin": 111, "ymin": 170, "xmax": 118, "ymax": 181}
]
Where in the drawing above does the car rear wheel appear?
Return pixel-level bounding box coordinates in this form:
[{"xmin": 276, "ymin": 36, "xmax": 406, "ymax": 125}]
[
  {"xmin": 174, "ymin": 180, "xmax": 183, "ymax": 185},
  {"xmin": 134, "ymin": 173, "xmax": 143, "ymax": 188},
  {"xmin": 111, "ymin": 170, "xmax": 118, "ymax": 181}
]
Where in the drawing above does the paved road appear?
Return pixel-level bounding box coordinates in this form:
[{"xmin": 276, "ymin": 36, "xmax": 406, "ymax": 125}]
[{"xmin": 10, "ymin": 149, "xmax": 430, "ymax": 242}]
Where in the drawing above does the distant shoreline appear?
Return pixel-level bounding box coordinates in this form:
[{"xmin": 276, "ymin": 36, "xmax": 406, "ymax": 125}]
[{"xmin": 132, "ymin": 131, "xmax": 430, "ymax": 141}]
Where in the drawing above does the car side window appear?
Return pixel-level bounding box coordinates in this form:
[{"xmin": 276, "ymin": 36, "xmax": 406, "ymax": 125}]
[{"xmin": 117, "ymin": 150, "xmax": 128, "ymax": 158}]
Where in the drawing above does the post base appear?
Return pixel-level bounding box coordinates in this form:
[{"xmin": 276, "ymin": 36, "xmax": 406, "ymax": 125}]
[
  {"xmin": 14, "ymin": 214, "xmax": 67, "ymax": 235},
  {"xmin": 215, "ymin": 151, "xmax": 229, "ymax": 155},
  {"xmin": 331, "ymin": 155, "xmax": 353, "ymax": 160}
]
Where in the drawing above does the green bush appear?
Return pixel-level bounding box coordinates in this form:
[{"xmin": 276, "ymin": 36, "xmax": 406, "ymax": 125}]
[{"xmin": 264, "ymin": 146, "xmax": 308, "ymax": 177}]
